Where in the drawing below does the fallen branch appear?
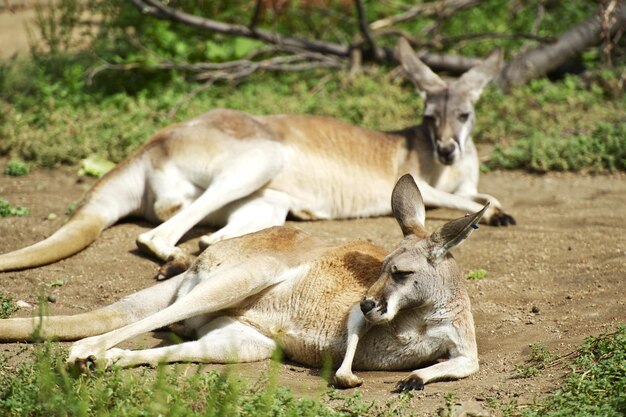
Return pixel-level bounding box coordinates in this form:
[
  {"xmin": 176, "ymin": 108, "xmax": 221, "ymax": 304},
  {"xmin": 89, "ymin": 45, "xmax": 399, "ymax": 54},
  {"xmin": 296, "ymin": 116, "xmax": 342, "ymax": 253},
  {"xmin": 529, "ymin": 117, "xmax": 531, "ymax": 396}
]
[{"xmin": 498, "ymin": 0, "xmax": 626, "ymax": 90}]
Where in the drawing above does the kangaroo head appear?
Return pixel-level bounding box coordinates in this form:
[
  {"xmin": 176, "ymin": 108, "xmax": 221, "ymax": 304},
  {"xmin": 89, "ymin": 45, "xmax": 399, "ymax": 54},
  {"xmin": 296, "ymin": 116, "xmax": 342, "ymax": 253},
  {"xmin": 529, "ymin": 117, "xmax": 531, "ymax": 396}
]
[
  {"xmin": 359, "ymin": 174, "xmax": 488, "ymax": 324},
  {"xmin": 396, "ymin": 38, "xmax": 502, "ymax": 166}
]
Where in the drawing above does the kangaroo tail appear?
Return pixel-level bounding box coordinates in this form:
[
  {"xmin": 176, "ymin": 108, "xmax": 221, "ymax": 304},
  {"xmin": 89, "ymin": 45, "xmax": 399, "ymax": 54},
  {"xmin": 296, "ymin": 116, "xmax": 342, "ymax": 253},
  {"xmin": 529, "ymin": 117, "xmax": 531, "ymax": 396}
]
[
  {"xmin": 0, "ymin": 158, "xmax": 147, "ymax": 272},
  {"xmin": 0, "ymin": 273, "xmax": 184, "ymax": 342},
  {"xmin": 0, "ymin": 211, "xmax": 108, "ymax": 272}
]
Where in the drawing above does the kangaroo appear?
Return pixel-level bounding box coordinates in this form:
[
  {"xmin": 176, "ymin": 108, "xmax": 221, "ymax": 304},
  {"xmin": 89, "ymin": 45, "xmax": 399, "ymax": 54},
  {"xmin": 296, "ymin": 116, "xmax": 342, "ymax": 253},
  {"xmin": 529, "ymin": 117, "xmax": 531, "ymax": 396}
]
[
  {"xmin": 0, "ymin": 175, "xmax": 485, "ymax": 391},
  {"xmin": 0, "ymin": 38, "xmax": 514, "ymax": 279}
]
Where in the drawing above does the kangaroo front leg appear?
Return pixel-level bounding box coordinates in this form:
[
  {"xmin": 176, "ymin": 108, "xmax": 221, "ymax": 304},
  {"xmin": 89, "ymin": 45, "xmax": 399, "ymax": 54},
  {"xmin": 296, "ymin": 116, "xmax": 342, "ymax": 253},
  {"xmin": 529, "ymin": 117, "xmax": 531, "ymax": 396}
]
[
  {"xmin": 417, "ymin": 181, "xmax": 510, "ymax": 226},
  {"xmin": 456, "ymin": 186, "xmax": 516, "ymax": 226},
  {"xmin": 104, "ymin": 317, "xmax": 276, "ymax": 368},
  {"xmin": 68, "ymin": 258, "xmax": 289, "ymax": 367},
  {"xmin": 394, "ymin": 354, "xmax": 479, "ymax": 392},
  {"xmin": 137, "ymin": 143, "xmax": 286, "ymax": 263},
  {"xmin": 334, "ymin": 305, "xmax": 370, "ymax": 388}
]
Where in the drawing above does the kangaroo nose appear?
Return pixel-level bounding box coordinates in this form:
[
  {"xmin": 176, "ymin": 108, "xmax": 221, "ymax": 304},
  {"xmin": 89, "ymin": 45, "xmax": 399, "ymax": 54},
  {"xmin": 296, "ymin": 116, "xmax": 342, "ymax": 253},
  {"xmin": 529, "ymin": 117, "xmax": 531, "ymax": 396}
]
[
  {"xmin": 360, "ymin": 298, "xmax": 376, "ymax": 314},
  {"xmin": 437, "ymin": 143, "xmax": 457, "ymax": 164},
  {"xmin": 438, "ymin": 144, "xmax": 455, "ymax": 158}
]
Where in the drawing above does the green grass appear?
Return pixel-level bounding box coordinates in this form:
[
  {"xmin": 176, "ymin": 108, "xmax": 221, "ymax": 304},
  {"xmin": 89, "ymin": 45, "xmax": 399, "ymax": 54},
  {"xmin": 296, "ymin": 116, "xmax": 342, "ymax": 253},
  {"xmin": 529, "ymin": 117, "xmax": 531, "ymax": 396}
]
[
  {"xmin": 0, "ymin": 198, "xmax": 29, "ymax": 218},
  {"xmin": 513, "ymin": 343, "xmax": 553, "ymax": 379},
  {"xmin": 0, "ymin": 344, "xmax": 415, "ymax": 417},
  {"xmin": 2, "ymin": 327, "xmax": 624, "ymax": 416},
  {"xmin": 3, "ymin": 160, "xmax": 29, "ymax": 177},
  {"xmin": 0, "ymin": 292, "xmax": 18, "ymax": 319},
  {"xmin": 519, "ymin": 326, "xmax": 626, "ymax": 417}
]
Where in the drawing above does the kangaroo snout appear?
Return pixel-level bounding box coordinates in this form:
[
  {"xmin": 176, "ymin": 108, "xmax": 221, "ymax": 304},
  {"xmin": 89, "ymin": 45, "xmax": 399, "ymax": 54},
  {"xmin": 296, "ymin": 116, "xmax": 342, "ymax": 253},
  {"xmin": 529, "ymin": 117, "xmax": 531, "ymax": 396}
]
[
  {"xmin": 360, "ymin": 298, "xmax": 376, "ymax": 315},
  {"xmin": 436, "ymin": 142, "xmax": 458, "ymax": 165}
]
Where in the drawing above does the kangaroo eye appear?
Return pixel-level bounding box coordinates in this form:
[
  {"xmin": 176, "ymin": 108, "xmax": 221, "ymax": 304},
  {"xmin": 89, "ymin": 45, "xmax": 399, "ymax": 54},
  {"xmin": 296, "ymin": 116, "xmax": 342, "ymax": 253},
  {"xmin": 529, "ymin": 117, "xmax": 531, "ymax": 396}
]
[
  {"xmin": 391, "ymin": 270, "xmax": 413, "ymax": 282},
  {"xmin": 458, "ymin": 113, "xmax": 470, "ymax": 122}
]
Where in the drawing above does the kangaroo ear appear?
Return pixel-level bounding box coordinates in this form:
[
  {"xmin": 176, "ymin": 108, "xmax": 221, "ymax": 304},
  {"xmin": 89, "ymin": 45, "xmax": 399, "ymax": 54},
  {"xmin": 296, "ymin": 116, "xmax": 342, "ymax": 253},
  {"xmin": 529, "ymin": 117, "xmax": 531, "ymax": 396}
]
[
  {"xmin": 391, "ymin": 174, "xmax": 428, "ymax": 238},
  {"xmin": 455, "ymin": 48, "xmax": 502, "ymax": 103},
  {"xmin": 396, "ymin": 38, "xmax": 447, "ymax": 94},
  {"xmin": 427, "ymin": 203, "xmax": 489, "ymax": 261}
]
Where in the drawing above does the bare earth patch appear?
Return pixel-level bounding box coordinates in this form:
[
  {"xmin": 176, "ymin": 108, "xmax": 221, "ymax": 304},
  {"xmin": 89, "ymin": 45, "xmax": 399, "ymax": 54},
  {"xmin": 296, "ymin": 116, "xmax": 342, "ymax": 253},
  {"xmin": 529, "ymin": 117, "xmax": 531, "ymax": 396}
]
[{"xmin": 1, "ymin": 164, "xmax": 625, "ymax": 415}]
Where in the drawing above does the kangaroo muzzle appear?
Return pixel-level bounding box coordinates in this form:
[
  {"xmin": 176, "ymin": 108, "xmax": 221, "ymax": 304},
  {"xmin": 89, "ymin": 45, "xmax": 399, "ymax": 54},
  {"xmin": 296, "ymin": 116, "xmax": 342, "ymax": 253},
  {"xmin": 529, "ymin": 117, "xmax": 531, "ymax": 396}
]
[{"xmin": 436, "ymin": 141, "xmax": 458, "ymax": 165}]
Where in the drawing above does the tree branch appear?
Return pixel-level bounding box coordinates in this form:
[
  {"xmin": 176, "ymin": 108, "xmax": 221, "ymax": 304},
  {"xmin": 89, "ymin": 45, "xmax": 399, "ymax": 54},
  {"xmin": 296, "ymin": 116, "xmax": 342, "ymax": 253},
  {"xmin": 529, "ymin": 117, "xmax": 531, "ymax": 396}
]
[
  {"xmin": 498, "ymin": 0, "xmax": 626, "ymax": 90},
  {"xmin": 369, "ymin": 0, "xmax": 481, "ymax": 31},
  {"xmin": 353, "ymin": 0, "xmax": 384, "ymax": 61},
  {"xmin": 129, "ymin": 0, "xmax": 350, "ymax": 57}
]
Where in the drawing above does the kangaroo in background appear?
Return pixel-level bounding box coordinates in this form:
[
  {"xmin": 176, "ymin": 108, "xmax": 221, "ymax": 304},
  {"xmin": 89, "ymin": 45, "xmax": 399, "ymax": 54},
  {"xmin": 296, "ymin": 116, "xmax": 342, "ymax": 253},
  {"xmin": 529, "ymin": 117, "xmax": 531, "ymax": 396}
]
[
  {"xmin": 0, "ymin": 38, "xmax": 514, "ymax": 279},
  {"xmin": 0, "ymin": 175, "xmax": 486, "ymax": 391}
]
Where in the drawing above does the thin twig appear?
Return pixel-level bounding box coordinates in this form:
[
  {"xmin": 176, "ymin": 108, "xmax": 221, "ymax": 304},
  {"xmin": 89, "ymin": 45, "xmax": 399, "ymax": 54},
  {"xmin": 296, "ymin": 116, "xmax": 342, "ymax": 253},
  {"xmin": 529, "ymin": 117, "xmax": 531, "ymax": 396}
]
[
  {"xmin": 369, "ymin": 0, "xmax": 481, "ymax": 31},
  {"xmin": 353, "ymin": 0, "xmax": 384, "ymax": 61}
]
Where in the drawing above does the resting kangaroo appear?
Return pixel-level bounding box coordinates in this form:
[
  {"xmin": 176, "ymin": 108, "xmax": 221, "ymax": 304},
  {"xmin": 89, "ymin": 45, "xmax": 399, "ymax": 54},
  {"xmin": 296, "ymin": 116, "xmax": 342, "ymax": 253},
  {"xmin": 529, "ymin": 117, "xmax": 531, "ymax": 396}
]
[
  {"xmin": 0, "ymin": 38, "xmax": 513, "ymax": 278},
  {"xmin": 0, "ymin": 175, "xmax": 485, "ymax": 390}
]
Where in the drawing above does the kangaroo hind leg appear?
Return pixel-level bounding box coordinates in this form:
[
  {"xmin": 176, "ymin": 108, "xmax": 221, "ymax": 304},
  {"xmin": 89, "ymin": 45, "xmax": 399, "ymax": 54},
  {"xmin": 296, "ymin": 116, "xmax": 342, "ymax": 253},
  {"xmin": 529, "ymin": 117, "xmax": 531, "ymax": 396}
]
[
  {"xmin": 104, "ymin": 317, "xmax": 276, "ymax": 368},
  {"xmin": 136, "ymin": 141, "xmax": 287, "ymax": 268},
  {"xmin": 68, "ymin": 256, "xmax": 292, "ymax": 367}
]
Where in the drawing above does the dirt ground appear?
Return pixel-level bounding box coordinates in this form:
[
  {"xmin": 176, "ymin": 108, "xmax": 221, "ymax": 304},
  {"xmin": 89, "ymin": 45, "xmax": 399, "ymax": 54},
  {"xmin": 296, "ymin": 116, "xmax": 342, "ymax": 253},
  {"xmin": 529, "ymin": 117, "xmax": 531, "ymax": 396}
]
[{"xmin": 1, "ymin": 162, "xmax": 625, "ymax": 415}]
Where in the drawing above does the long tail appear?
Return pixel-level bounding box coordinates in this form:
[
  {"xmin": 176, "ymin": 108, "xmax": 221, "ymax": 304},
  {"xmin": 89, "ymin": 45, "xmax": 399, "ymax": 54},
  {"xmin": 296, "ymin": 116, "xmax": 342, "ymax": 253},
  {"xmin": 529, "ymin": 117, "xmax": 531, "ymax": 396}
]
[
  {"xmin": 0, "ymin": 211, "xmax": 107, "ymax": 272},
  {"xmin": 0, "ymin": 273, "xmax": 185, "ymax": 342},
  {"xmin": 0, "ymin": 158, "xmax": 147, "ymax": 272}
]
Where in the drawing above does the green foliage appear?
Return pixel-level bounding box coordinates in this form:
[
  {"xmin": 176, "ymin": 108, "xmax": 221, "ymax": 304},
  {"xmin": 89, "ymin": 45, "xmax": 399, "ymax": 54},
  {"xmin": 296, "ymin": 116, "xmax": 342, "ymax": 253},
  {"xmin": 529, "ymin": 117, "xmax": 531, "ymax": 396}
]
[
  {"xmin": 521, "ymin": 326, "xmax": 626, "ymax": 417},
  {"xmin": 3, "ymin": 160, "xmax": 29, "ymax": 177},
  {"xmin": 0, "ymin": 344, "xmax": 411, "ymax": 417},
  {"xmin": 479, "ymin": 74, "xmax": 626, "ymax": 173},
  {"xmin": 514, "ymin": 343, "xmax": 553, "ymax": 378},
  {"xmin": 0, "ymin": 292, "xmax": 18, "ymax": 319},
  {"xmin": 0, "ymin": 198, "xmax": 29, "ymax": 217},
  {"xmin": 488, "ymin": 121, "xmax": 626, "ymax": 173},
  {"xmin": 466, "ymin": 268, "xmax": 487, "ymax": 280}
]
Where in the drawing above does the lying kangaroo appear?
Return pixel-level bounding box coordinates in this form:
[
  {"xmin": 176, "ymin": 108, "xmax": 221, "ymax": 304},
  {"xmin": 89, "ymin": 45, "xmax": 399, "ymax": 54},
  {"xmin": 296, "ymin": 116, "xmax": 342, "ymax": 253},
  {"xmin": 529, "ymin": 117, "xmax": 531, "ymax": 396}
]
[
  {"xmin": 0, "ymin": 38, "xmax": 513, "ymax": 278},
  {"xmin": 0, "ymin": 175, "xmax": 485, "ymax": 391}
]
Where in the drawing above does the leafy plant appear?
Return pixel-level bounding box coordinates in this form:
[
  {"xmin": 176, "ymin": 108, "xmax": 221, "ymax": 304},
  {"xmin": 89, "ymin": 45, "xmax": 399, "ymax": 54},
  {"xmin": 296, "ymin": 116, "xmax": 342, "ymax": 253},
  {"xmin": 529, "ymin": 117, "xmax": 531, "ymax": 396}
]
[
  {"xmin": 0, "ymin": 342, "xmax": 413, "ymax": 417},
  {"xmin": 3, "ymin": 160, "xmax": 29, "ymax": 177},
  {"xmin": 514, "ymin": 343, "xmax": 553, "ymax": 378},
  {"xmin": 467, "ymin": 268, "xmax": 487, "ymax": 280},
  {"xmin": 0, "ymin": 292, "xmax": 18, "ymax": 319},
  {"xmin": 488, "ymin": 121, "xmax": 626, "ymax": 173},
  {"xmin": 521, "ymin": 326, "xmax": 626, "ymax": 417},
  {"xmin": 0, "ymin": 198, "xmax": 29, "ymax": 217}
]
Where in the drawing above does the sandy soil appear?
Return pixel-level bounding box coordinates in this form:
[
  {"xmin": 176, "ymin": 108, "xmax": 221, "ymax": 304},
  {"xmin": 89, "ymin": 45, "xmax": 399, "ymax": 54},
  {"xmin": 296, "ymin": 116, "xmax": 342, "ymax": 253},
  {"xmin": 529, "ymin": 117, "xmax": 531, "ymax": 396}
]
[{"xmin": 1, "ymin": 162, "xmax": 625, "ymax": 415}]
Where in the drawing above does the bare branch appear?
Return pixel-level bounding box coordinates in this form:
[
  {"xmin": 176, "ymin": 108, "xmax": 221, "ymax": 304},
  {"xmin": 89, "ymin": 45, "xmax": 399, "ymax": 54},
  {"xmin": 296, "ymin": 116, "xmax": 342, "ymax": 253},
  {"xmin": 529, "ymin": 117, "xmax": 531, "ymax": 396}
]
[
  {"xmin": 377, "ymin": 28, "xmax": 555, "ymax": 49},
  {"xmin": 498, "ymin": 0, "xmax": 626, "ymax": 90},
  {"xmin": 87, "ymin": 51, "xmax": 345, "ymax": 85},
  {"xmin": 129, "ymin": 0, "xmax": 350, "ymax": 57},
  {"xmin": 353, "ymin": 0, "xmax": 384, "ymax": 61},
  {"xmin": 419, "ymin": 52, "xmax": 482, "ymax": 74},
  {"xmin": 370, "ymin": 0, "xmax": 480, "ymax": 31},
  {"xmin": 249, "ymin": 0, "xmax": 263, "ymax": 30}
]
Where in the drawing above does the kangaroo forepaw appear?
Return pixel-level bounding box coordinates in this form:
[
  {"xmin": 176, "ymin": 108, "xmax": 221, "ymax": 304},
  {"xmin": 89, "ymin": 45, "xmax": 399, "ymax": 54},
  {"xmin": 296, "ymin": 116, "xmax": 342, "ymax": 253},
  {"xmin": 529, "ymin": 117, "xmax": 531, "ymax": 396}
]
[
  {"xmin": 333, "ymin": 371, "xmax": 363, "ymax": 389},
  {"xmin": 488, "ymin": 209, "xmax": 516, "ymax": 227},
  {"xmin": 393, "ymin": 374, "xmax": 424, "ymax": 392}
]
